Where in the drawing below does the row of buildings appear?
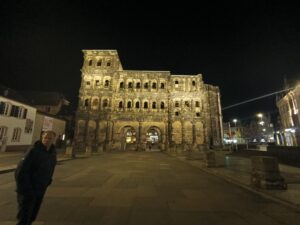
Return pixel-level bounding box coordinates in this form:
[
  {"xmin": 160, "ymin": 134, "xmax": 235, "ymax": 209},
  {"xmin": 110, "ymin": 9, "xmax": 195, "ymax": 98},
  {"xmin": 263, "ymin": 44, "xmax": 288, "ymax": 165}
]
[
  {"xmin": 223, "ymin": 83, "xmax": 300, "ymax": 147},
  {"xmin": 3, "ymin": 49, "xmax": 298, "ymax": 152},
  {"xmin": 0, "ymin": 86, "xmax": 70, "ymax": 151}
]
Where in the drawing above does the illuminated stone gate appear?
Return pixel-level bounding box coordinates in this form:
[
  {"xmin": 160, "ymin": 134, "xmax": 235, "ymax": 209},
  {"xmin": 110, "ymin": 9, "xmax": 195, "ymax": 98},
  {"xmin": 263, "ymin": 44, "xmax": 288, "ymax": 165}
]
[{"xmin": 74, "ymin": 50, "xmax": 223, "ymax": 152}]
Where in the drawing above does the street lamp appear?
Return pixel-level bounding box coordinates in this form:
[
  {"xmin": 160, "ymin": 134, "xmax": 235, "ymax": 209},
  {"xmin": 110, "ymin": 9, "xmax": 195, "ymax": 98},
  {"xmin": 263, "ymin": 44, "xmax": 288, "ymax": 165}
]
[
  {"xmin": 233, "ymin": 118, "xmax": 237, "ymax": 127},
  {"xmin": 232, "ymin": 118, "xmax": 238, "ymax": 151}
]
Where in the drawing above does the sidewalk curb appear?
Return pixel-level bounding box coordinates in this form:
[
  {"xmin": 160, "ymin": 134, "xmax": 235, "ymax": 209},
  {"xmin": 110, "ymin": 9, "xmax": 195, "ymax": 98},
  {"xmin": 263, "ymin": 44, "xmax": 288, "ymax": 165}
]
[{"xmin": 166, "ymin": 152, "xmax": 300, "ymax": 212}]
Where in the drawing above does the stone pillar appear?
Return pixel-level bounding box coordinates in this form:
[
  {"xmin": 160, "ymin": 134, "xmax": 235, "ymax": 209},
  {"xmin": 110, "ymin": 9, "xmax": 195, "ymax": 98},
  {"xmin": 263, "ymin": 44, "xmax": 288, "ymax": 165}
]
[{"xmin": 138, "ymin": 121, "xmax": 142, "ymax": 150}]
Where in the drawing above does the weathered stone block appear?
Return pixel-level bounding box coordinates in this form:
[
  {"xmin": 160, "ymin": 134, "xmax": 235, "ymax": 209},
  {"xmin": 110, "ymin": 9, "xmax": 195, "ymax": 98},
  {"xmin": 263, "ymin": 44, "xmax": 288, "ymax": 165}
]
[{"xmin": 251, "ymin": 156, "xmax": 287, "ymax": 190}]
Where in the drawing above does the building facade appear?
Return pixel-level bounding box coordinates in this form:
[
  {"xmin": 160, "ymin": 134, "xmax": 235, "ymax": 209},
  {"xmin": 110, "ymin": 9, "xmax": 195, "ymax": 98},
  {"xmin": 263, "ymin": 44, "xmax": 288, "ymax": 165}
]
[
  {"xmin": 0, "ymin": 89, "xmax": 36, "ymax": 151},
  {"xmin": 276, "ymin": 85, "xmax": 300, "ymax": 146},
  {"xmin": 74, "ymin": 50, "xmax": 223, "ymax": 152}
]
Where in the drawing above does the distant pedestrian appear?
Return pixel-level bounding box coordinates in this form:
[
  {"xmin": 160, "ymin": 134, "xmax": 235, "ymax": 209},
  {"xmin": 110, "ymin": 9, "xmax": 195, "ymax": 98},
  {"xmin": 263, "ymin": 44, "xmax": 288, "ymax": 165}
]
[{"xmin": 15, "ymin": 130, "xmax": 57, "ymax": 225}]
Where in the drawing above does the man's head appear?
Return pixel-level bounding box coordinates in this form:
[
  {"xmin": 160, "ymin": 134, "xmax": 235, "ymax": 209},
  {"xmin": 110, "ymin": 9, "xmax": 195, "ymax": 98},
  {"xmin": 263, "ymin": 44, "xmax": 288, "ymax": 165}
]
[{"xmin": 41, "ymin": 131, "xmax": 56, "ymax": 150}]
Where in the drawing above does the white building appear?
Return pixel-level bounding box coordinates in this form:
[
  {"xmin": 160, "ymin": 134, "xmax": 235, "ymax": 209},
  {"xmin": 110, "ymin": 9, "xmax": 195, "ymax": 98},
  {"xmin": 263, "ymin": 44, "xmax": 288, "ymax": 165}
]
[{"xmin": 0, "ymin": 87, "xmax": 36, "ymax": 151}]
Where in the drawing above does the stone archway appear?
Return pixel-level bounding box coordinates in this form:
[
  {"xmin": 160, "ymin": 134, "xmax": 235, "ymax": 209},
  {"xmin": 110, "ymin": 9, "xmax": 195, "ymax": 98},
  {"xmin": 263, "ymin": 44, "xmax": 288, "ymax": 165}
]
[
  {"xmin": 121, "ymin": 126, "xmax": 137, "ymax": 151},
  {"xmin": 146, "ymin": 126, "xmax": 162, "ymax": 151}
]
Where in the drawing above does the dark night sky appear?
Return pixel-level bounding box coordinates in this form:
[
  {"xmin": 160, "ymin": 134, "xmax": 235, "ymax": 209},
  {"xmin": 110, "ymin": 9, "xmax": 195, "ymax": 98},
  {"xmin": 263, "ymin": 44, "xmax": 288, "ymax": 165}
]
[{"xmin": 1, "ymin": 0, "xmax": 300, "ymax": 122}]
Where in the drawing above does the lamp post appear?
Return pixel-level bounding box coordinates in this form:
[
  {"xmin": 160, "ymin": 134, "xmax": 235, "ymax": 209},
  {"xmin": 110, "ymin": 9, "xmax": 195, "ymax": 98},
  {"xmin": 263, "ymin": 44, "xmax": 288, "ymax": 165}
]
[{"xmin": 232, "ymin": 118, "xmax": 238, "ymax": 151}]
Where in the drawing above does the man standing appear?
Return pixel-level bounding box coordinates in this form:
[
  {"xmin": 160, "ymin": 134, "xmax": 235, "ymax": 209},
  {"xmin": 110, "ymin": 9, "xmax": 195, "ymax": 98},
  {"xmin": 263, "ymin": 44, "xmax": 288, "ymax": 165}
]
[{"xmin": 15, "ymin": 130, "xmax": 57, "ymax": 225}]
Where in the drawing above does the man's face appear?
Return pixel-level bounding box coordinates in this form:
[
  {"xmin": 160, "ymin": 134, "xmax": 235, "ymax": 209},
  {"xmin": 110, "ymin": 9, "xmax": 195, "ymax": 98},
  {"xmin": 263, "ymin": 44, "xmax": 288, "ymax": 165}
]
[{"xmin": 42, "ymin": 133, "xmax": 55, "ymax": 149}]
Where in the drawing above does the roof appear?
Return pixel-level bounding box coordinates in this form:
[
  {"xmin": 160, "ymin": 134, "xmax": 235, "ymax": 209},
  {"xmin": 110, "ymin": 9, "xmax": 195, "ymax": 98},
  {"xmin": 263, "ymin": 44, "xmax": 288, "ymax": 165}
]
[
  {"xmin": 0, "ymin": 84, "xmax": 32, "ymax": 105},
  {"xmin": 19, "ymin": 91, "xmax": 70, "ymax": 106}
]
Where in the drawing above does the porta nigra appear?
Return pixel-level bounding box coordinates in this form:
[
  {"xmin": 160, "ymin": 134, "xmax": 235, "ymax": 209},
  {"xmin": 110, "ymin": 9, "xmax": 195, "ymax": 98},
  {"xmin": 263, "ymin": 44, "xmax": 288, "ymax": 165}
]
[{"xmin": 73, "ymin": 50, "xmax": 223, "ymax": 152}]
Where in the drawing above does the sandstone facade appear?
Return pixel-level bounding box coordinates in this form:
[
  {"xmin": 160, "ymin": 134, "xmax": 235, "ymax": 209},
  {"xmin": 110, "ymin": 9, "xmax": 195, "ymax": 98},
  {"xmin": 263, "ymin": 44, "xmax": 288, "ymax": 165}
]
[{"xmin": 74, "ymin": 50, "xmax": 223, "ymax": 152}]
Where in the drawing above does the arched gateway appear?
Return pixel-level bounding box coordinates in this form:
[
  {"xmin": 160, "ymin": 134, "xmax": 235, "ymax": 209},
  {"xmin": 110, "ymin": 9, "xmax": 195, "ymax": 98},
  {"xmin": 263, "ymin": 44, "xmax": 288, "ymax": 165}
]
[
  {"xmin": 146, "ymin": 126, "xmax": 162, "ymax": 150},
  {"xmin": 121, "ymin": 126, "xmax": 137, "ymax": 151}
]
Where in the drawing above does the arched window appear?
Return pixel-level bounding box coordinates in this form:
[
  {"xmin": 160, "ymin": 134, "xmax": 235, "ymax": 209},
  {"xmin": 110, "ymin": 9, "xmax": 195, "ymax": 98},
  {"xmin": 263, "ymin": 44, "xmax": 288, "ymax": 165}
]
[
  {"xmin": 95, "ymin": 80, "xmax": 100, "ymax": 86},
  {"xmin": 152, "ymin": 102, "xmax": 156, "ymax": 109},
  {"xmin": 192, "ymin": 80, "xmax": 196, "ymax": 86},
  {"xmin": 119, "ymin": 101, "xmax": 123, "ymax": 108},
  {"xmin": 160, "ymin": 83, "xmax": 165, "ymax": 89},
  {"xmin": 161, "ymin": 102, "xmax": 165, "ymax": 109},
  {"xmin": 175, "ymin": 80, "xmax": 179, "ymax": 84},
  {"xmin": 105, "ymin": 80, "xmax": 109, "ymax": 87},
  {"xmin": 136, "ymin": 82, "xmax": 141, "ymax": 89},
  {"xmin": 152, "ymin": 83, "xmax": 157, "ymax": 89},
  {"xmin": 135, "ymin": 102, "xmax": 140, "ymax": 108},
  {"xmin": 120, "ymin": 82, "xmax": 124, "ymax": 89},
  {"xmin": 128, "ymin": 82, "xmax": 133, "ymax": 88},
  {"xmin": 88, "ymin": 59, "xmax": 93, "ymax": 66},
  {"xmin": 107, "ymin": 61, "xmax": 111, "ymax": 66},
  {"xmin": 84, "ymin": 99, "xmax": 89, "ymax": 107},
  {"xmin": 127, "ymin": 101, "xmax": 132, "ymax": 108},
  {"xmin": 185, "ymin": 101, "xmax": 190, "ymax": 107},
  {"xmin": 92, "ymin": 99, "xmax": 99, "ymax": 106},
  {"xmin": 196, "ymin": 112, "xmax": 200, "ymax": 117},
  {"xmin": 195, "ymin": 101, "xmax": 200, "ymax": 107},
  {"xmin": 103, "ymin": 99, "xmax": 108, "ymax": 108},
  {"xmin": 97, "ymin": 60, "xmax": 102, "ymax": 66},
  {"xmin": 144, "ymin": 83, "xmax": 148, "ymax": 89},
  {"xmin": 175, "ymin": 101, "xmax": 179, "ymax": 107},
  {"xmin": 144, "ymin": 102, "xmax": 148, "ymax": 109}
]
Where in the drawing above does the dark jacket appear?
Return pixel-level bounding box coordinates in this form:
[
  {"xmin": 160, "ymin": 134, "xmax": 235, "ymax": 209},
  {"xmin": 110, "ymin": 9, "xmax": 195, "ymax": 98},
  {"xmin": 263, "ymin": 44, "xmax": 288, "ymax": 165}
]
[{"xmin": 15, "ymin": 141, "xmax": 57, "ymax": 194}]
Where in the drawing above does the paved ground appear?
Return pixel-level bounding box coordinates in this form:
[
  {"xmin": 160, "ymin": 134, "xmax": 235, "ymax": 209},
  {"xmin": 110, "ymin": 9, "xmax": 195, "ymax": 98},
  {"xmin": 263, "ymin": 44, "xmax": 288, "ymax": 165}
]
[{"xmin": 1, "ymin": 151, "xmax": 300, "ymax": 225}]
